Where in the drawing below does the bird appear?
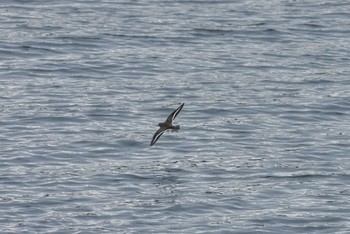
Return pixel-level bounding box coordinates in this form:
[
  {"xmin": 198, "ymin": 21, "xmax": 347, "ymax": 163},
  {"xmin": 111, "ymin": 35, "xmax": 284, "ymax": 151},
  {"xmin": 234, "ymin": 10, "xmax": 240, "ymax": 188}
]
[{"xmin": 150, "ymin": 103, "xmax": 184, "ymax": 146}]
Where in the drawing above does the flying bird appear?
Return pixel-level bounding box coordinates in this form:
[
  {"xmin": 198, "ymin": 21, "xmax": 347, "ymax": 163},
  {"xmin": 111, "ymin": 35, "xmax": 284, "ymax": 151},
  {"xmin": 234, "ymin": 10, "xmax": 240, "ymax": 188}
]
[{"xmin": 150, "ymin": 103, "xmax": 184, "ymax": 146}]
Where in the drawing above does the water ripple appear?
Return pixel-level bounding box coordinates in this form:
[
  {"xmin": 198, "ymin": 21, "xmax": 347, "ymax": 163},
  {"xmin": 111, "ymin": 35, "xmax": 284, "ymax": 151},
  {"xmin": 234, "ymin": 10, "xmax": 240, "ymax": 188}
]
[{"xmin": 1, "ymin": 0, "xmax": 350, "ymax": 233}]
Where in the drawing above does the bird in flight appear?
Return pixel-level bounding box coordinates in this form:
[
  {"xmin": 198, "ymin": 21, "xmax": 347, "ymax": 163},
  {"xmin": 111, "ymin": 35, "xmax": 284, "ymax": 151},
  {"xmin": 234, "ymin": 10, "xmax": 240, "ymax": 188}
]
[{"xmin": 150, "ymin": 103, "xmax": 184, "ymax": 146}]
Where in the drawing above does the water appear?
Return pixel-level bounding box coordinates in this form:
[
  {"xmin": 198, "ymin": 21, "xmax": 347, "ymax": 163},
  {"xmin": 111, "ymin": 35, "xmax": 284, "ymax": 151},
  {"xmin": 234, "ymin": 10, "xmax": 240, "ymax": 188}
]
[{"xmin": 1, "ymin": 0, "xmax": 350, "ymax": 233}]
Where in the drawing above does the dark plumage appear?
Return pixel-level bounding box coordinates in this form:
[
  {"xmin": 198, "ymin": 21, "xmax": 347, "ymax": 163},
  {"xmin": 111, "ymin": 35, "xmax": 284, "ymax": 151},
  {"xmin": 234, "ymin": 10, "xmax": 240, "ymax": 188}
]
[{"xmin": 150, "ymin": 103, "xmax": 184, "ymax": 146}]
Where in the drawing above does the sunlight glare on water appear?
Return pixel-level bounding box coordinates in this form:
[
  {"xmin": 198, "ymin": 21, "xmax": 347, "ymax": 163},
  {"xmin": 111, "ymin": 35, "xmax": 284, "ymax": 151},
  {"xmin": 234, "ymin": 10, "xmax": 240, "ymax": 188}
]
[{"xmin": 1, "ymin": 0, "xmax": 350, "ymax": 233}]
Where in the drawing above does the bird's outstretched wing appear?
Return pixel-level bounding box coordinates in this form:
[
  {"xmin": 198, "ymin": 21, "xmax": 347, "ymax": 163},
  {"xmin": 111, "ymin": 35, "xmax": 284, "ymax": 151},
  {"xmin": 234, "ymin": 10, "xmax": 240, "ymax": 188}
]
[
  {"xmin": 150, "ymin": 127, "xmax": 166, "ymax": 146},
  {"xmin": 166, "ymin": 103, "xmax": 184, "ymax": 123}
]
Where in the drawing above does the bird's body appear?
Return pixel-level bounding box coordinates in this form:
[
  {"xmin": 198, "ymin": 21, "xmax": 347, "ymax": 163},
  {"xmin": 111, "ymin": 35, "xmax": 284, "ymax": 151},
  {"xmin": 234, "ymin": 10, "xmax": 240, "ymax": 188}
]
[{"xmin": 150, "ymin": 103, "xmax": 184, "ymax": 146}]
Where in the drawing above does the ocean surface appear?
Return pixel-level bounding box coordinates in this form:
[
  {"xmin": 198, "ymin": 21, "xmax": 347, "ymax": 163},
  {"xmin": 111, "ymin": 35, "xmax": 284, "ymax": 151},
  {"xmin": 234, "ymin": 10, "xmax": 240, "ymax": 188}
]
[{"xmin": 1, "ymin": 0, "xmax": 350, "ymax": 233}]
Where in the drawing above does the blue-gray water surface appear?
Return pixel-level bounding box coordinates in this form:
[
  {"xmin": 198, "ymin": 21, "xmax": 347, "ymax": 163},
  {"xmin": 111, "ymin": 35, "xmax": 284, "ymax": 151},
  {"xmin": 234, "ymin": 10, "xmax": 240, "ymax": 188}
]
[{"xmin": 1, "ymin": 1, "xmax": 350, "ymax": 233}]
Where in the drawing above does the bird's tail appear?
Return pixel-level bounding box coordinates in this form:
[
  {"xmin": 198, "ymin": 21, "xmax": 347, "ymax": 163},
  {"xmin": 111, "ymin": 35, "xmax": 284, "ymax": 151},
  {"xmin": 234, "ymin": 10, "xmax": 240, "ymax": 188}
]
[{"xmin": 171, "ymin": 125, "xmax": 180, "ymax": 132}]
